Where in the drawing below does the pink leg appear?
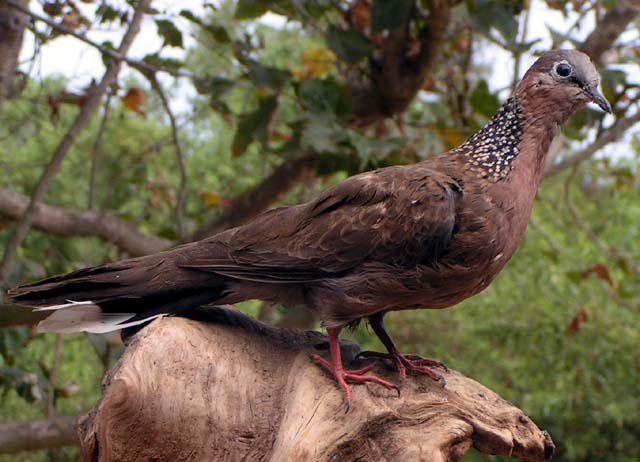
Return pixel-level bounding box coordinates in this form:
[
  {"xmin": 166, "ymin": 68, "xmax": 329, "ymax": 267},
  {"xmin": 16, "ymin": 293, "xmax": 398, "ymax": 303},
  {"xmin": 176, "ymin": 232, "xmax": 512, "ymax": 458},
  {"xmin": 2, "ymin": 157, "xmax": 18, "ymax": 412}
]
[{"xmin": 311, "ymin": 327, "xmax": 399, "ymax": 405}]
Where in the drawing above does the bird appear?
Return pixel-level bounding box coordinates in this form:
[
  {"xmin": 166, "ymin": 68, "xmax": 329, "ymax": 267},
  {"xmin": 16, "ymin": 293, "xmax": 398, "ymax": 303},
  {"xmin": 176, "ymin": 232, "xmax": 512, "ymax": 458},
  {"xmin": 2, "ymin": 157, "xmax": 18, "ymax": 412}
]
[{"xmin": 6, "ymin": 50, "xmax": 611, "ymax": 404}]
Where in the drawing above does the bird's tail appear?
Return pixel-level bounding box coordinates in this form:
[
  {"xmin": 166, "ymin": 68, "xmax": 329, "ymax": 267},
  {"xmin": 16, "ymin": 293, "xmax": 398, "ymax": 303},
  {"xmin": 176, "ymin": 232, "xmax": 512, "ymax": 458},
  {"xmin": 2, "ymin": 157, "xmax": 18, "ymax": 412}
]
[{"xmin": 6, "ymin": 252, "xmax": 222, "ymax": 334}]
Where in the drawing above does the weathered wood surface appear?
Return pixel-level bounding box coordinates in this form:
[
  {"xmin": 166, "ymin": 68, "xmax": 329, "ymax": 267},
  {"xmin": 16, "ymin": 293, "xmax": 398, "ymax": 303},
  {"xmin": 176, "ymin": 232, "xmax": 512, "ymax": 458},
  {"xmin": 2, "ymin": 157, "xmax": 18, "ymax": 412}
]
[{"xmin": 78, "ymin": 307, "xmax": 554, "ymax": 462}]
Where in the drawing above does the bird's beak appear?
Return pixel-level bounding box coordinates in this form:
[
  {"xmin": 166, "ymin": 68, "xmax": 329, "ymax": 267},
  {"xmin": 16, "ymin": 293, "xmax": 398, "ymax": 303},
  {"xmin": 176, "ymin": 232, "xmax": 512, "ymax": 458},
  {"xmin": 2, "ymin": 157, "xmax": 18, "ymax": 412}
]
[{"xmin": 585, "ymin": 85, "xmax": 611, "ymax": 113}]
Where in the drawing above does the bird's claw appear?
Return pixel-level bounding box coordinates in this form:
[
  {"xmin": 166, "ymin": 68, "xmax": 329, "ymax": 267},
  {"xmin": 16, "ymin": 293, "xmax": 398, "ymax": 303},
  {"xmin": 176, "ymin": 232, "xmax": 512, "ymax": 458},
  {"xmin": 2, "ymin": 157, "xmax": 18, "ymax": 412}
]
[
  {"xmin": 355, "ymin": 350, "xmax": 447, "ymax": 387},
  {"xmin": 357, "ymin": 350, "xmax": 448, "ymax": 377},
  {"xmin": 311, "ymin": 354, "xmax": 400, "ymax": 406},
  {"xmin": 403, "ymin": 354, "xmax": 449, "ymax": 372}
]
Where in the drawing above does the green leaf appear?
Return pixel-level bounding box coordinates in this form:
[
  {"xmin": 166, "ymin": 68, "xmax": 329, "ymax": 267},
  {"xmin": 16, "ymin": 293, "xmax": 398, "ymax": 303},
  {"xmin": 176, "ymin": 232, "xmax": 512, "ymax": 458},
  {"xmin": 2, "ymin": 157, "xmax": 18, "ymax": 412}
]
[
  {"xmin": 142, "ymin": 53, "xmax": 183, "ymax": 71},
  {"xmin": 206, "ymin": 24, "xmax": 231, "ymax": 43},
  {"xmin": 99, "ymin": 40, "xmax": 117, "ymax": 68},
  {"xmin": 298, "ymin": 78, "xmax": 351, "ymax": 117},
  {"xmin": 347, "ymin": 131, "xmax": 403, "ymax": 167},
  {"xmin": 180, "ymin": 10, "xmax": 231, "ymax": 43},
  {"xmin": 566, "ymin": 270, "xmax": 581, "ymax": 284},
  {"xmin": 191, "ymin": 76, "xmax": 234, "ymax": 113},
  {"xmin": 469, "ymin": 79, "xmax": 500, "ymax": 118},
  {"xmin": 600, "ymin": 68, "xmax": 626, "ymax": 102},
  {"xmin": 326, "ymin": 25, "xmax": 373, "ymax": 64},
  {"xmin": 301, "ymin": 115, "xmax": 345, "ymax": 154},
  {"xmin": 316, "ymin": 152, "xmax": 360, "ymax": 176},
  {"xmin": 232, "ymin": 96, "xmax": 279, "ymax": 156},
  {"xmin": 270, "ymin": 0, "xmax": 331, "ymax": 20},
  {"xmin": 563, "ymin": 107, "xmax": 600, "ymax": 140},
  {"xmin": 0, "ymin": 327, "xmax": 29, "ymax": 364},
  {"xmin": 0, "ymin": 367, "xmax": 42, "ymax": 403},
  {"xmin": 155, "ymin": 19, "xmax": 183, "ymax": 48},
  {"xmin": 158, "ymin": 226, "xmax": 179, "ymax": 240},
  {"xmin": 467, "ymin": 0, "xmax": 523, "ymax": 46},
  {"xmin": 194, "ymin": 76, "xmax": 235, "ymax": 97},
  {"xmin": 234, "ymin": 0, "xmax": 274, "ymax": 19},
  {"xmin": 246, "ymin": 61, "xmax": 290, "ymax": 91},
  {"xmin": 96, "ymin": 4, "xmax": 120, "ymax": 23},
  {"xmin": 179, "ymin": 9, "xmax": 199, "ymax": 22},
  {"xmin": 371, "ymin": 0, "xmax": 413, "ymax": 33}
]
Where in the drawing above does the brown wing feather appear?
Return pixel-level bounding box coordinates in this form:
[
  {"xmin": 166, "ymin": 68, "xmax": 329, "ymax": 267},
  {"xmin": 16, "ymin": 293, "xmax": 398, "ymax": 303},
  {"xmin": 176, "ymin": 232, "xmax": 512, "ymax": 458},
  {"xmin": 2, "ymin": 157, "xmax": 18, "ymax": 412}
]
[{"xmin": 181, "ymin": 164, "xmax": 461, "ymax": 282}]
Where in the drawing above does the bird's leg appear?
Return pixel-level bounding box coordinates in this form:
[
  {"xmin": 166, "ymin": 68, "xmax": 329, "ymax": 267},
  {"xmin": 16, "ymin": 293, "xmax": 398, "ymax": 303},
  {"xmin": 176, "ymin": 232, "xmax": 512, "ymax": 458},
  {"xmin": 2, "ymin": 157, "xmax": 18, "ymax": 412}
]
[
  {"xmin": 364, "ymin": 312, "xmax": 446, "ymax": 385},
  {"xmin": 311, "ymin": 327, "xmax": 399, "ymax": 405}
]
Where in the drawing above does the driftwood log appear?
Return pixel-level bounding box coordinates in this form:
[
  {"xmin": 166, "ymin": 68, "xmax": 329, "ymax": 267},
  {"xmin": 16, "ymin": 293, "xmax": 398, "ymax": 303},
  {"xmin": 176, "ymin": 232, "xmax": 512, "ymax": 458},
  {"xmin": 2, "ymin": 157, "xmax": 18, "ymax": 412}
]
[{"xmin": 78, "ymin": 307, "xmax": 555, "ymax": 462}]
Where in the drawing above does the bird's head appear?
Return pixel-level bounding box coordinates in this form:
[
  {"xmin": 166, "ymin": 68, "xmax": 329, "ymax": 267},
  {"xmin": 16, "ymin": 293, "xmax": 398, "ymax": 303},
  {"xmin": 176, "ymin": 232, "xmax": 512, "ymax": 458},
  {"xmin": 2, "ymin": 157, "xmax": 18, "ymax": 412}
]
[{"xmin": 516, "ymin": 49, "xmax": 611, "ymax": 121}]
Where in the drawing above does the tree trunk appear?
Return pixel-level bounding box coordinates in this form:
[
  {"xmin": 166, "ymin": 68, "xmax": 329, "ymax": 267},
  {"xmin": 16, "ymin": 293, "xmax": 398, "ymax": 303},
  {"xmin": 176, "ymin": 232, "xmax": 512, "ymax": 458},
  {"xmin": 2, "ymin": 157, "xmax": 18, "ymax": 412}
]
[
  {"xmin": 0, "ymin": 0, "xmax": 28, "ymax": 106},
  {"xmin": 78, "ymin": 307, "xmax": 555, "ymax": 462}
]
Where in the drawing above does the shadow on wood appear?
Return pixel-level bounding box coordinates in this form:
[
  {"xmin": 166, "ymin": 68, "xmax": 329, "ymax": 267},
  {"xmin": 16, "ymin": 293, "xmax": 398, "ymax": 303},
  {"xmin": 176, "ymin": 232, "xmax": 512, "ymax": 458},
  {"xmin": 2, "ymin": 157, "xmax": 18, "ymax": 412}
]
[{"xmin": 78, "ymin": 306, "xmax": 555, "ymax": 462}]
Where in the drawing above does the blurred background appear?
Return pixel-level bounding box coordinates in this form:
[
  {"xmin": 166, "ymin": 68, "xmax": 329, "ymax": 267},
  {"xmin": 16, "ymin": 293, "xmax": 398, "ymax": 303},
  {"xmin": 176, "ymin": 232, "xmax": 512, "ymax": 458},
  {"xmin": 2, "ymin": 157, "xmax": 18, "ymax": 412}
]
[{"xmin": 0, "ymin": 0, "xmax": 638, "ymax": 460}]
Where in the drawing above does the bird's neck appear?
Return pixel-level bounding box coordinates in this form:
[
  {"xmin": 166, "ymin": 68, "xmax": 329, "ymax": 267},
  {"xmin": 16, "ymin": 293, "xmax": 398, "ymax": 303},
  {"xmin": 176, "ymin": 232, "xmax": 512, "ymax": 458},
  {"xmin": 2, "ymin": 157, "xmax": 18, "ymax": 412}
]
[
  {"xmin": 514, "ymin": 108, "xmax": 560, "ymax": 186},
  {"xmin": 512, "ymin": 82, "xmax": 586, "ymax": 184},
  {"xmin": 452, "ymin": 93, "xmax": 573, "ymax": 186},
  {"xmin": 447, "ymin": 96, "xmax": 525, "ymax": 182}
]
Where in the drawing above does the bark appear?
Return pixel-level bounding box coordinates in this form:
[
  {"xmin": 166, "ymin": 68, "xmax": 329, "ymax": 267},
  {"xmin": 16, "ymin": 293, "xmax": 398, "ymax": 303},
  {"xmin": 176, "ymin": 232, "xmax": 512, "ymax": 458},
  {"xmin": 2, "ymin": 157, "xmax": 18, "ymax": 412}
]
[
  {"xmin": 0, "ymin": 414, "xmax": 79, "ymax": 454},
  {"xmin": 0, "ymin": 188, "xmax": 171, "ymax": 256},
  {"xmin": 580, "ymin": 0, "xmax": 640, "ymax": 64},
  {"xmin": 350, "ymin": 0, "xmax": 453, "ymax": 127},
  {"xmin": 79, "ymin": 307, "xmax": 555, "ymax": 462},
  {"xmin": 0, "ymin": 0, "xmax": 28, "ymax": 106}
]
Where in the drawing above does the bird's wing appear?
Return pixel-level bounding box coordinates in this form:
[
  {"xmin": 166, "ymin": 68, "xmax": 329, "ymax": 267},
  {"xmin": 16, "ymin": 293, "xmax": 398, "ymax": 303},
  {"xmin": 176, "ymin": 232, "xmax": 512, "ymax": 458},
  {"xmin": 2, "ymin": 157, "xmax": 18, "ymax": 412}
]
[{"xmin": 181, "ymin": 164, "xmax": 461, "ymax": 282}]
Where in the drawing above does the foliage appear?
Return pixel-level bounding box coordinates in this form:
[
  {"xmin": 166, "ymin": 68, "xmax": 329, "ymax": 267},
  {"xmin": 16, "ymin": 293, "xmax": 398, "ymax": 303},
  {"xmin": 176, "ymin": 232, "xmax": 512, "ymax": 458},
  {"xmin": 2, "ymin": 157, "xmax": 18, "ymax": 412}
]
[{"xmin": 0, "ymin": 0, "xmax": 639, "ymax": 461}]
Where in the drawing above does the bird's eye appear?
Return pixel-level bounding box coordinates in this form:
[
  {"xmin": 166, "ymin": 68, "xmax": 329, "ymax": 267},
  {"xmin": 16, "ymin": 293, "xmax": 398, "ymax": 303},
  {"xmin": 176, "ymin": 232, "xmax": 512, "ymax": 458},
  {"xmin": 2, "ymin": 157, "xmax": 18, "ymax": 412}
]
[{"xmin": 555, "ymin": 62, "xmax": 572, "ymax": 77}]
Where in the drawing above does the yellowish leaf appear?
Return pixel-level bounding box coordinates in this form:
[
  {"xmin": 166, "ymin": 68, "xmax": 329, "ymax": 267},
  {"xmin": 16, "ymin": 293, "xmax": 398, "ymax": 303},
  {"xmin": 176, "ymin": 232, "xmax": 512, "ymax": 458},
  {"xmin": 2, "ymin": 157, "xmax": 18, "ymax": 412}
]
[
  {"xmin": 300, "ymin": 48, "xmax": 336, "ymax": 78},
  {"xmin": 121, "ymin": 87, "xmax": 146, "ymax": 115},
  {"xmin": 200, "ymin": 191, "xmax": 231, "ymax": 208}
]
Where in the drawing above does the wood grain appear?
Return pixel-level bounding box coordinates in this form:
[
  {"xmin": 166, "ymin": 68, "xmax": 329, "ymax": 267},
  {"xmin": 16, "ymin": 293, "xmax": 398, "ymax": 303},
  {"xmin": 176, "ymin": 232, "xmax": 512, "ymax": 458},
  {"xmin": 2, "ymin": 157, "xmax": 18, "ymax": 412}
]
[{"xmin": 78, "ymin": 307, "xmax": 554, "ymax": 462}]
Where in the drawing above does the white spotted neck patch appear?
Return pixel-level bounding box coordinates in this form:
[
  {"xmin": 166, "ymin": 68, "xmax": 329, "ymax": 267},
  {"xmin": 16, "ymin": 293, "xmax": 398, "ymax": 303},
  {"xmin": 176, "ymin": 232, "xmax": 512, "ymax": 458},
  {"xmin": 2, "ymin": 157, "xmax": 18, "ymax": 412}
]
[{"xmin": 454, "ymin": 97, "xmax": 524, "ymax": 182}]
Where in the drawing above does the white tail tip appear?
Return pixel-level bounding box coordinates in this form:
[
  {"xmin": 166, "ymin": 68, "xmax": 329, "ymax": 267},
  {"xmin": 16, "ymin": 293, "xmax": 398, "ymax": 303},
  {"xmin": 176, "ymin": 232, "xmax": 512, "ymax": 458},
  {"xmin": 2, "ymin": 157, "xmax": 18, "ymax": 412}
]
[{"xmin": 35, "ymin": 300, "xmax": 165, "ymax": 334}]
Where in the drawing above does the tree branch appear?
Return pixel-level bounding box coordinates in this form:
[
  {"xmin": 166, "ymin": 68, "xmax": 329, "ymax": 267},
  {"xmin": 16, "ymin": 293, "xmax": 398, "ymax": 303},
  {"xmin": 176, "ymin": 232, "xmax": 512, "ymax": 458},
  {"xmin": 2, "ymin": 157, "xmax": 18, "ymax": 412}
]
[
  {"xmin": 0, "ymin": 0, "xmax": 150, "ymax": 294},
  {"xmin": 0, "ymin": 414, "xmax": 79, "ymax": 454},
  {"xmin": 188, "ymin": 153, "xmax": 318, "ymax": 241},
  {"xmin": 5, "ymin": 0, "xmax": 191, "ymax": 79},
  {"xmin": 543, "ymin": 111, "xmax": 640, "ymax": 177},
  {"xmin": 579, "ymin": 1, "xmax": 640, "ymax": 63},
  {"xmin": 0, "ymin": 0, "xmax": 29, "ymax": 105},
  {"xmin": 350, "ymin": 0, "xmax": 453, "ymax": 127},
  {"xmin": 0, "ymin": 188, "xmax": 171, "ymax": 256}
]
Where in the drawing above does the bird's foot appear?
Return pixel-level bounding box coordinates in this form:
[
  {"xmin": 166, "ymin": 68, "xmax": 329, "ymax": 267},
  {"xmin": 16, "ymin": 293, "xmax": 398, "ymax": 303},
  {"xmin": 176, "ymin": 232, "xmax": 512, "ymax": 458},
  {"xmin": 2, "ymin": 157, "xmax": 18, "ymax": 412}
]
[
  {"xmin": 311, "ymin": 354, "xmax": 400, "ymax": 406},
  {"xmin": 357, "ymin": 350, "xmax": 447, "ymax": 386}
]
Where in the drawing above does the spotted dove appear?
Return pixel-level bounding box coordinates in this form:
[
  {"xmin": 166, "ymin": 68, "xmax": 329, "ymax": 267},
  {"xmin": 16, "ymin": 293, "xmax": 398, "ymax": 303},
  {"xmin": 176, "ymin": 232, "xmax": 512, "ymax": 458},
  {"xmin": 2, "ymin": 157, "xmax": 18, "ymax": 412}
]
[{"xmin": 7, "ymin": 50, "xmax": 611, "ymax": 404}]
